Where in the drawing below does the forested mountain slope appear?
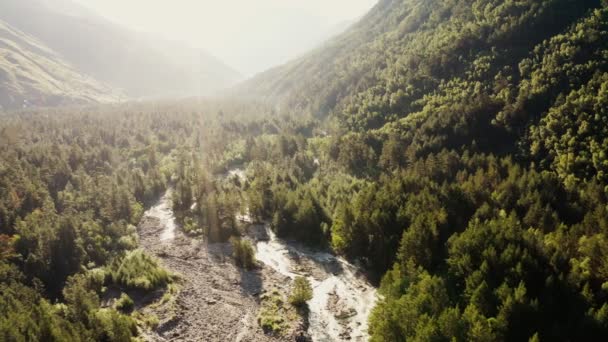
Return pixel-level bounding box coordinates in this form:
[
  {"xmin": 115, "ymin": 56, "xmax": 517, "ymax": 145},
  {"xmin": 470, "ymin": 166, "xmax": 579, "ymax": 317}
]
[
  {"xmin": 0, "ymin": 0, "xmax": 241, "ymax": 99},
  {"xmin": 240, "ymin": 0, "xmax": 602, "ymax": 129},
  {"xmin": 230, "ymin": 0, "xmax": 608, "ymax": 340},
  {"xmin": 0, "ymin": 20, "xmax": 120, "ymax": 109}
]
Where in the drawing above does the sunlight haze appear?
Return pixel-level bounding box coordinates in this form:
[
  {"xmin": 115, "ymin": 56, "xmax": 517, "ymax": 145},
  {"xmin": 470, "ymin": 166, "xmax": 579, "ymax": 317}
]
[
  {"xmin": 2, "ymin": 1, "xmax": 608, "ymax": 341},
  {"xmin": 73, "ymin": 0, "xmax": 378, "ymax": 76}
]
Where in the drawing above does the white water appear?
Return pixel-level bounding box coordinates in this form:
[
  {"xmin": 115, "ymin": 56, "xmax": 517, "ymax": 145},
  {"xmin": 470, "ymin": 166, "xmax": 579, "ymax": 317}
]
[
  {"xmin": 256, "ymin": 225, "xmax": 377, "ymax": 341},
  {"xmin": 145, "ymin": 189, "xmax": 177, "ymax": 242}
]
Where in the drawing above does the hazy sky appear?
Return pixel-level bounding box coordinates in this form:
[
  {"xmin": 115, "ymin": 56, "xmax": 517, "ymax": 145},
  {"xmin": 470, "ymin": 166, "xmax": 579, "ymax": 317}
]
[{"xmin": 73, "ymin": 0, "xmax": 378, "ymax": 76}]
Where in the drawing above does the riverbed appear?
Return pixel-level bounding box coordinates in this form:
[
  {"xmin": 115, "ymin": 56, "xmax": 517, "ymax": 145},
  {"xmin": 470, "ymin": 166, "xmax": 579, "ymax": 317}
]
[
  {"xmin": 140, "ymin": 184, "xmax": 376, "ymax": 341},
  {"xmin": 255, "ymin": 225, "xmax": 376, "ymax": 341}
]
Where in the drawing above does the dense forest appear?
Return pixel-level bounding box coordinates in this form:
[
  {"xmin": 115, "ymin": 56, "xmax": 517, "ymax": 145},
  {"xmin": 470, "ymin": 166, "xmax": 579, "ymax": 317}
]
[
  {"xmin": 0, "ymin": 101, "xmax": 269, "ymax": 340},
  {"xmin": 2, "ymin": 0, "xmax": 608, "ymax": 341},
  {"xmin": 236, "ymin": 0, "xmax": 608, "ymax": 340}
]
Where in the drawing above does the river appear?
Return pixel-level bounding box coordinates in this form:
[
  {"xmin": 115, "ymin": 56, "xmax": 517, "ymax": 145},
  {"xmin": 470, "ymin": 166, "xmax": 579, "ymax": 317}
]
[{"xmin": 256, "ymin": 225, "xmax": 376, "ymax": 341}]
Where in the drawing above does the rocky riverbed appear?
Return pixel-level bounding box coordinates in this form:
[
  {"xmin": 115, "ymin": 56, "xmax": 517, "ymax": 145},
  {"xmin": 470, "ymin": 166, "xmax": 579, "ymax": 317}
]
[
  {"xmin": 137, "ymin": 194, "xmax": 306, "ymax": 341},
  {"xmin": 137, "ymin": 188, "xmax": 376, "ymax": 341},
  {"xmin": 252, "ymin": 225, "xmax": 377, "ymax": 341}
]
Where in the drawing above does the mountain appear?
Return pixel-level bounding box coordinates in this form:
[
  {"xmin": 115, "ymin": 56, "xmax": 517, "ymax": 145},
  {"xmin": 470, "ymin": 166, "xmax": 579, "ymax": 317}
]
[
  {"xmin": 0, "ymin": 0, "xmax": 241, "ymax": 100},
  {"xmin": 238, "ymin": 0, "xmax": 604, "ymax": 127},
  {"xmin": 239, "ymin": 0, "xmax": 608, "ymax": 186},
  {"xmin": 232, "ymin": 0, "xmax": 608, "ymax": 340},
  {"xmin": 2, "ymin": 1, "xmax": 608, "ymax": 341},
  {"xmin": 0, "ymin": 19, "xmax": 120, "ymax": 109}
]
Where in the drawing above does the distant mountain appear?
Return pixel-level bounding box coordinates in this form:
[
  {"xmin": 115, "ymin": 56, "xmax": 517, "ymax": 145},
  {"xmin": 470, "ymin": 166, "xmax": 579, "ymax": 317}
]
[
  {"xmin": 0, "ymin": 0, "xmax": 241, "ymax": 101},
  {"xmin": 0, "ymin": 19, "xmax": 120, "ymax": 109}
]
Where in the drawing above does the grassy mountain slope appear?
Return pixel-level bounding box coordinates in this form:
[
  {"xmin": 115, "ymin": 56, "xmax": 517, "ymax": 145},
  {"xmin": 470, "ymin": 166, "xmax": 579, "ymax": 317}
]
[
  {"xmin": 0, "ymin": 0, "xmax": 241, "ymax": 99},
  {"xmin": 0, "ymin": 20, "xmax": 120, "ymax": 109}
]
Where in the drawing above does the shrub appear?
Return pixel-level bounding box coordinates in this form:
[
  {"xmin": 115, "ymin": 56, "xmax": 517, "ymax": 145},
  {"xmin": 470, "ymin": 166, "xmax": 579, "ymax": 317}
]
[
  {"xmin": 133, "ymin": 311, "xmax": 160, "ymax": 329},
  {"xmin": 258, "ymin": 313, "xmax": 285, "ymax": 334},
  {"xmin": 91, "ymin": 308, "xmax": 136, "ymax": 342},
  {"xmin": 114, "ymin": 293, "xmax": 134, "ymax": 313},
  {"xmin": 289, "ymin": 277, "xmax": 312, "ymax": 307},
  {"xmin": 230, "ymin": 238, "xmax": 256, "ymax": 270},
  {"xmin": 258, "ymin": 289, "xmax": 286, "ymax": 334},
  {"xmin": 108, "ymin": 250, "xmax": 173, "ymax": 291},
  {"xmin": 182, "ymin": 217, "xmax": 204, "ymax": 236}
]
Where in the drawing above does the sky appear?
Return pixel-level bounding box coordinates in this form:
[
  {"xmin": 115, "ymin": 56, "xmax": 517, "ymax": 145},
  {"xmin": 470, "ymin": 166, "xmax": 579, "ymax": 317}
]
[{"xmin": 73, "ymin": 0, "xmax": 378, "ymax": 76}]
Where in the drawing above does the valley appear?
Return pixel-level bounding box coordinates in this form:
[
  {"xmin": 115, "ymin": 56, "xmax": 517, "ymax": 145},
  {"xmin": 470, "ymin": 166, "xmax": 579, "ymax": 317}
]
[
  {"xmin": 2, "ymin": 1, "xmax": 608, "ymax": 341},
  {"xmin": 138, "ymin": 175, "xmax": 377, "ymax": 341}
]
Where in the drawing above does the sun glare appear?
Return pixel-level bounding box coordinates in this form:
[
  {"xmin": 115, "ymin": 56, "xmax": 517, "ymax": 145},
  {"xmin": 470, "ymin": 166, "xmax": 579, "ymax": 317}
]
[{"xmin": 73, "ymin": 0, "xmax": 378, "ymax": 75}]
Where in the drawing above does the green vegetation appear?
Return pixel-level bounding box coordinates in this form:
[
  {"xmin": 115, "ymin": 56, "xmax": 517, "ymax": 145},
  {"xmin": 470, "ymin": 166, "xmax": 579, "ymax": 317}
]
[
  {"xmin": 230, "ymin": 237, "xmax": 256, "ymax": 269},
  {"xmin": 288, "ymin": 276, "xmax": 313, "ymax": 307},
  {"xmin": 0, "ymin": 104, "xmax": 240, "ymax": 339},
  {"xmin": 133, "ymin": 311, "xmax": 160, "ymax": 330},
  {"xmin": 114, "ymin": 293, "xmax": 134, "ymax": 313},
  {"xmin": 171, "ymin": 148, "xmax": 243, "ymax": 242},
  {"xmin": 108, "ymin": 250, "xmax": 174, "ymax": 291},
  {"xmin": 257, "ymin": 281, "xmax": 311, "ymax": 334},
  {"xmin": 2, "ymin": 0, "xmax": 608, "ymax": 340},
  {"xmin": 257, "ymin": 289, "xmax": 289, "ymax": 334},
  {"xmin": 236, "ymin": 1, "xmax": 608, "ymax": 340}
]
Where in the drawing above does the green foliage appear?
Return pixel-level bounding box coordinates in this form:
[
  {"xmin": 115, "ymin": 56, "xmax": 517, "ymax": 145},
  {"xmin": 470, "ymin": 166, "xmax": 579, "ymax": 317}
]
[
  {"xmin": 172, "ymin": 149, "xmax": 240, "ymax": 242},
  {"xmin": 230, "ymin": 238, "xmax": 256, "ymax": 270},
  {"xmin": 241, "ymin": 0, "xmax": 600, "ymax": 132},
  {"xmin": 257, "ymin": 289, "xmax": 288, "ymax": 334},
  {"xmin": 235, "ymin": 3, "xmax": 608, "ymax": 340},
  {"xmin": 219, "ymin": 139, "xmax": 247, "ymax": 169},
  {"xmin": 0, "ymin": 262, "xmax": 137, "ymax": 341},
  {"xmin": 370, "ymin": 269, "xmax": 457, "ymax": 342},
  {"xmin": 288, "ymin": 276, "xmax": 313, "ymax": 307},
  {"xmin": 0, "ymin": 101, "xmax": 280, "ymax": 339},
  {"xmin": 272, "ymin": 187, "xmax": 327, "ymax": 244},
  {"xmin": 531, "ymin": 72, "xmax": 608, "ymax": 184},
  {"xmin": 2, "ymin": 0, "xmax": 608, "ymax": 340},
  {"xmin": 90, "ymin": 308, "xmax": 136, "ymax": 342},
  {"xmin": 0, "ymin": 234, "xmax": 17, "ymax": 260},
  {"xmin": 0, "ymin": 263, "xmax": 82, "ymax": 342},
  {"xmin": 133, "ymin": 311, "xmax": 160, "ymax": 330},
  {"xmin": 114, "ymin": 293, "xmax": 134, "ymax": 313},
  {"xmin": 108, "ymin": 250, "xmax": 173, "ymax": 291}
]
